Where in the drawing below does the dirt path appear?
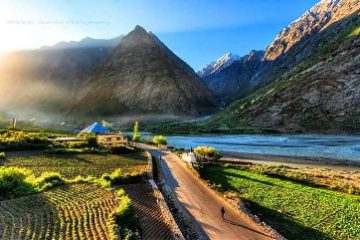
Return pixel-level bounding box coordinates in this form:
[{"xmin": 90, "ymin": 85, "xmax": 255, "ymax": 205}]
[{"xmin": 138, "ymin": 144, "xmax": 275, "ymax": 240}]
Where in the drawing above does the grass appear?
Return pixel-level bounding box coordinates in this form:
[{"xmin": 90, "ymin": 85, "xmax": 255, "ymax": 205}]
[
  {"xmin": 1, "ymin": 151, "xmax": 148, "ymax": 178},
  {"xmin": 201, "ymin": 165, "xmax": 360, "ymax": 240}
]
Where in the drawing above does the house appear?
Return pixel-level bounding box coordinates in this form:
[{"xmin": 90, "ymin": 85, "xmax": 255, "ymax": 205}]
[
  {"xmin": 181, "ymin": 152, "xmax": 197, "ymax": 163},
  {"xmin": 78, "ymin": 122, "xmax": 128, "ymax": 147},
  {"xmin": 97, "ymin": 132, "xmax": 128, "ymax": 147}
]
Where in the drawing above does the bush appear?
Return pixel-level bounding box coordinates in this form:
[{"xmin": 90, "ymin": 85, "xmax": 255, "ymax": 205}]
[
  {"xmin": 110, "ymin": 189, "xmax": 141, "ymax": 240},
  {"xmin": 0, "ymin": 167, "xmax": 36, "ymax": 200},
  {"xmin": 97, "ymin": 168, "xmax": 145, "ymax": 187},
  {"xmin": 145, "ymin": 137, "xmax": 154, "ymax": 145},
  {"xmin": 194, "ymin": 146, "xmax": 222, "ymax": 162},
  {"xmin": 85, "ymin": 134, "xmax": 98, "ymax": 147},
  {"xmin": 153, "ymin": 135, "xmax": 167, "ymax": 145},
  {"xmin": 111, "ymin": 145, "xmax": 135, "ymax": 154},
  {"xmin": 0, "ymin": 152, "xmax": 5, "ymax": 159},
  {"xmin": 36, "ymin": 172, "xmax": 65, "ymax": 190},
  {"xmin": 0, "ymin": 130, "xmax": 49, "ymax": 150}
]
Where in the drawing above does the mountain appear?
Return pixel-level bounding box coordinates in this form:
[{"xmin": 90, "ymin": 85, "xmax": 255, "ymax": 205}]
[
  {"xmin": 0, "ymin": 43, "xmax": 116, "ymax": 116},
  {"xmin": 264, "ymin": 0, "xmax": 360, "ymax": 61},
  {"xmin": 208, "ymin": 0, "xmax": 360, "ymax": 133},
  {"xmin": 201, "ymin": 0, "xmax": 360, "ymax": 106},
  {"xmin": 198, "ymin": 53, "xmax": 240, "ymax": 78},
  {"xmin": 201, "ymin": 51, "xmax": 264, "ymax": 105},
  {"xmin": 75, "ymin": 26, "xmax": 215, "ymax": 117},
  {"xmin": 41, "ymin": 36, "xmax": 122, "ymax": 49}
]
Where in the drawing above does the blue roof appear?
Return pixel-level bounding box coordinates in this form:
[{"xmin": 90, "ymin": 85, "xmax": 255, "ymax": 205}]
[{"xmin": 80, "ymin": 122, "xmax": 109, "ymax": 134}]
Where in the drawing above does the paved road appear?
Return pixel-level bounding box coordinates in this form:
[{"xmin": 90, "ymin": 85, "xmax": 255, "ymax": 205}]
[{"xmin": 138, "ymin": 144, "xmax": 276, "ymax": 240}]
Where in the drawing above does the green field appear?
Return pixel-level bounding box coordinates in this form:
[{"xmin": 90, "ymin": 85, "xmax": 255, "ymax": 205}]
[
  {"xmin": 1, "ymin": 151, "xmax": 148, "ymax": 178},
  {"xmin": 201, "ymin": 165, "xmax": 360, "ymax": 240}
]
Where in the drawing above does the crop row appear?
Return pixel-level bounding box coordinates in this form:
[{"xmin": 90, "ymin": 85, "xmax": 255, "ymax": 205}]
[{"xmin": 0, "ymin": 183, "xmax": 118, "ymax": 240}]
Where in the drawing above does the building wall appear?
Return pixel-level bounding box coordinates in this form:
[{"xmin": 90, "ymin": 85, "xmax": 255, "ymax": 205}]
[{"xmin": 97, "ymin": 134, "xmax": 128, "ymax": 147}]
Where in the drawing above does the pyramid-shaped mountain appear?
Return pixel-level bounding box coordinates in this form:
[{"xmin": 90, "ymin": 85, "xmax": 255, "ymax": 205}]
[{"xmin": 76, "ymin": 26, "xmax": 215, "ymax": 116}]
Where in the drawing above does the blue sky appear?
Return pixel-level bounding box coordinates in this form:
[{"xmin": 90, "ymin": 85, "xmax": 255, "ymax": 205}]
[{"xmin": 0, "ymin": 0, "xmax": 319, "ymax": 70}]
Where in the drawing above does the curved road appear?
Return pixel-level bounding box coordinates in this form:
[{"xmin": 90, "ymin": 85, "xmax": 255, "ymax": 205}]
[{"xmin": 139, "ymin": 144, "xmax": 276, "ymax": 240}]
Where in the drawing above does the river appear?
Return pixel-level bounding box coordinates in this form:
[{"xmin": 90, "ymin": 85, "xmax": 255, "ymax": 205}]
[{"xmin": 138, "ymin": 133, "xmax": 360, "ymax": 162}]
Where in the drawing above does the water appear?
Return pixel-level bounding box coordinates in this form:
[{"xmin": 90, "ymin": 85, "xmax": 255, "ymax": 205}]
[{"xmin": 139, "ymin": 133, "xmax": 360, "ymax": 162}]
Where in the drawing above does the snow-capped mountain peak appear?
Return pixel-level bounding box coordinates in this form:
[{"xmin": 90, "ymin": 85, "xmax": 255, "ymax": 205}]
[{"xmin": 198, "ymin": 53, "xmax": 240, "ymax": 78}]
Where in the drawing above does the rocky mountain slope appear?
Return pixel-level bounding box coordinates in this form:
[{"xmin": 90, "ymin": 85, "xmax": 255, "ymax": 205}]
[
  {"xmin": 198, "ymin": 53, "xmax": 240, "ymax": 78},
  {"xmin": 201, "ymin": 0, "xmax": 360, "ymax": 106},
  {"xmin": 201, "ymin": 51, "xmax": 264, "ymax": 105},
  {"xmin": 75, "ymin": 26, "xmax": 215, "ymax": 117},
  {"xmin": 208, "ymin": 0, "xmax": 360, "ymax": 133},
  {"xmin": 265, "ymin": 0, "xmax": 360, "ymax": 61}
]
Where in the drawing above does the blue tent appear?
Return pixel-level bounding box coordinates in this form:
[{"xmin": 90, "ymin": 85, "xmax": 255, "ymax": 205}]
[{"xmin": 80, "ymin": 122, "xmax": 109, "ymax": 134}]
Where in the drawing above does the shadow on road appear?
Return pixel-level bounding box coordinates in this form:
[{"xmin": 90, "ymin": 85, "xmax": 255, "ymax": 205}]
[{"xmin": 222, "ymin": 217, "xmax": 275, "ymax": 239}]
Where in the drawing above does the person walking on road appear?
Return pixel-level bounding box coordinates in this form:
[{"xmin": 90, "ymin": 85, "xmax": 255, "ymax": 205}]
[{"xmin": 221, "ymin": 207, "xmax": 225, "ymax": 219}]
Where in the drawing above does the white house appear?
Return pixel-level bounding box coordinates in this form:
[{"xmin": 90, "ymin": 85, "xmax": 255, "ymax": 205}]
[{"xmin": 181, "ymin": 152, "xmax": 197, "ymax": 163}]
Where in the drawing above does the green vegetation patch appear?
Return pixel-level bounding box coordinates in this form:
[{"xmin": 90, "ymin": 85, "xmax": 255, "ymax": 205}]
[
  {"xmin": 1, "ymin": 151, "xmax": 148, "ymax": 178},
  {"xmin": 109, "ymin": 189, "xmax": 141, "ymax": 240},
  {"xmin": 349, "ymin": 26, "xmax": 360, "ymax": 37},
  {"xmin": 0, "ymin": 130, "xmax": 49, "ymax": 150},
  {"xmin": 201, "ymin": 165, "xmax": 360, "ymax": 240}
]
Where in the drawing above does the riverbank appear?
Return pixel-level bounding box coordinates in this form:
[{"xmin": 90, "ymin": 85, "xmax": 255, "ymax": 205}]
[{"xmin": 221, "ymin": 151, "xmax": 360, "ymax": 171}]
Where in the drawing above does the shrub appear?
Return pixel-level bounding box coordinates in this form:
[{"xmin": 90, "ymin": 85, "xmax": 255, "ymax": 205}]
[
  {"xmin": 0, "ymin": 152, "xmax": 5, "ymax": 159},
  {"xmin": 111, "ymin": 145, "xmax": 135, "ymax": 154},
  {"xmin": 85, "ymin": 134, "xmax": 98, "ymax": 147},
  {"xmin": 153, "ymin": 135, "xmax": 167, "ymax": 145},
  {"xmin": 0, "ymin": 167, "xmax": 36, "ymax": 200},
  {"xmin": 110, "ymin": 189, "xmax": 141, "ymax": 240},
  {"xmin": 145, "ymin": 137, "xmax": 153, "ymax": 145},
  {"xmin": 0, "ymin": 130, "xmax": 49, "ymax": 151},
  {"xmin": 36, "ymin": 172, "xmax": 65, "ymax": 190},
  {"xmin": 194, "ymin": 146, "xmax": 222, "ymax": 162}
]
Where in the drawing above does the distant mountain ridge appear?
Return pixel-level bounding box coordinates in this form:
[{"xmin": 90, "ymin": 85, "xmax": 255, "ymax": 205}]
[
  {"xmin": 201, "ymin": 50, "xmax": 264, "ymax": 105},
  {"xmin": 198, "ymin": 53, "xmax": 240, "ymax": 78},
  {"xmin": 41, "ymin": 36, "xmax": 123, "ymax": 50}
]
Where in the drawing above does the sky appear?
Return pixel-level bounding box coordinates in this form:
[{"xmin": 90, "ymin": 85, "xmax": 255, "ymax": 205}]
[{"xmin": 0, "ymin": 0, "xmax": 319, "ymax": 70}]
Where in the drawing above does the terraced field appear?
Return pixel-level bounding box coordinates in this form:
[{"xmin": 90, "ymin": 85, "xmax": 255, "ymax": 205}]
[
  {"xmin": 1, "ymin": 151, "xmax": 148, "ymax": 178},
  {"xmin": 0, "ymin": 183, "xmax": 118, "ymax": 240}
]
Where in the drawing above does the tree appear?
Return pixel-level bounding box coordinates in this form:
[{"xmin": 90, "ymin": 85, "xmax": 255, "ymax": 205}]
[
  {"xmin": 132, "ymin": 121, "xmax": 140, "ymax": 142},
  {"xmin": 153, "ymin": 135, "xmax": 167, "ymax": 145}
]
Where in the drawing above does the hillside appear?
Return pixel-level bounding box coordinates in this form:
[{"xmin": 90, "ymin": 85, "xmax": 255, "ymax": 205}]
[
  {"xmin": 75, "ymin": 26, "xmax": 215, "ymax": 117},
  {"xmin": 209, "ymin": 9, "xmax": 360, "ymax": 133},
  {"xmin": 200, "ymin": 0, "xmax": 360, "ymax": 106}
]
